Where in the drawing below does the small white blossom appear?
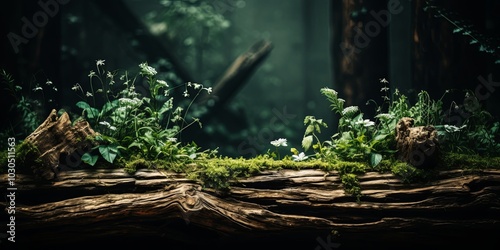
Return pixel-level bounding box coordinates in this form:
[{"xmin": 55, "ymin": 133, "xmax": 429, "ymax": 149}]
[
  {"xmin": 106, "ymin": 71, "xmax": 113, "ymax": 78},
  {"xmin": 33, "ymin": 86, "xmax": 43, "ymax": 91},
  {"xmin": 86, "ymin": 91, "xmax": 93, "ymax": 97},
  {"xmin": 204, "ymin": 87, "xmax": 213, "ymax": 94},
  {"xmin": 99, "ymin": 121, "xmax": 111, "ymax": 127},
  {"xmin": 119, "ymin": 97, "xmax": 141, "ymax": 107},
  {"xmin": 355, "ymin": 119, "xmax": 375, "ymax": 127},
  {"xmin": 46, "ymin": 80, "xmax": 53, "ymax": 85},
  {"xmin": 52, "ymin": 86, "xmax": 58, "ymax": 91},
  {"xmin": 96, "ymin": 59, "xmax": 105, "ymax": 66},
  {"xmin": 167, "ymin": 138, "xmax": 178, "ymax": 143},
  {"xmin": 193, "ymin": 83, "xmax": 202, "ymax": 89},
  {"xmin": 139, "ymin": 62, "xmax": 157, "ymax": 76},
  {"xmin": 183, "ymin": 90, "xmax": 190, "ymax": 97},
  {"xmin": 109, "ymin": 126, "xmax": 117, "ymax": 131},
  {"xmin": 156, "ymin": 79, "xmax": 169, "ymax": 88},
  {"xmin": 71, "ymin": 83, "xmax": 82, "ymax": 92},
  {"xmin": 292, "ymin": 152, "xmax": 309, "ymax": 162},
  {"xmin": 341, "ymin": 106, "xmax": 359, "ymax": 116},
  {"xmin": 270, "ymin": 138, "xmax": 288, "ymax": 147},
  {"xmin": 379, "ymin": 78, "xmax": 389, "ymax": 84},
  {"xmin": 88, "ymin": 70, "xmax": 96, "ymax": 77}
]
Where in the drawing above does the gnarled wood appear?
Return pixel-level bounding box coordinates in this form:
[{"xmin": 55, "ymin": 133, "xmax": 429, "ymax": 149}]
[
  {"xmin": 23, "ymin": 109, "xmax": 97, "ymax": 180},
  {"xmin": 1, "ymin": 167, "xmax": 499, "ymax": 248}
]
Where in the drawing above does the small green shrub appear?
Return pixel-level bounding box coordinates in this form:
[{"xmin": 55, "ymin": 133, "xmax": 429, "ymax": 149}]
[{"xmin": 72, "ymin": 60, "xmax": 213, "ymax": 167}]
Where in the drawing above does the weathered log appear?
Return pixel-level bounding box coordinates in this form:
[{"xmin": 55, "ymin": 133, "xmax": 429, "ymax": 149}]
[
  {"xmin": 22, "ymin": 109, "xmax": 97, "ymax": 181},
  {"xmin": 1, "ymin": 167, "xmax": 499, "ymax": 248}
]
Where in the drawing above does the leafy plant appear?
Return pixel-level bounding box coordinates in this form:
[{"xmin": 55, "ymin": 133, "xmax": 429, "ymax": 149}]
[
  {"xmin": 437, "ymin": 90, "xmax": 500, "ymax": 156},
  {"xmin": 0, "ymin": 69, "xmax": 58, "ymax": 142},
  {"xmin": 74, "ymin": 60, "xmax": 212, "ymax": 166},
  {"xmin": 304, "ymin": 87, "xmax": 395, "ymax": 167}
]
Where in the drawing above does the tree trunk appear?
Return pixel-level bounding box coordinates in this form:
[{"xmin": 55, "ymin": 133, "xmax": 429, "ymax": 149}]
[{"xmin": 2, "ymin": 166, "xmax": 499, "ymax": 249}]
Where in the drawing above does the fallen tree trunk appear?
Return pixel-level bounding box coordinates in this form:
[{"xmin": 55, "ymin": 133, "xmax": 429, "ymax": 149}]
[{"xmin": 1, "ymin": 167, "xmax": 499, "ymax": 249}]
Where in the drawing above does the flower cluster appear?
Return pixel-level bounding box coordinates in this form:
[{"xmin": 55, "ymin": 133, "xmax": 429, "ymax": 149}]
[{"xmin": 270, "ymin": 138, "xmax": 288, "ymax": 147}]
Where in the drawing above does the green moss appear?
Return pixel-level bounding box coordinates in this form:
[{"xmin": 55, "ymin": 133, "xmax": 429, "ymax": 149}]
[
  {"xmin": 123, "ymin": 157, "xmax": 152, "ymax": 174},
  {"xmin": 439, "ymin": 152, "xmax": 500, "ymax": 171},
  {"xmin": 15, "ymin": 141, "xmax": 43, "ymax": 174},
  {"xmin": 389, "ymin": 161, "xmax": 430, "ymax": 183},
  {"xmin": 341, "ymin": 173, "xmax": 362, "ymax": 201}
]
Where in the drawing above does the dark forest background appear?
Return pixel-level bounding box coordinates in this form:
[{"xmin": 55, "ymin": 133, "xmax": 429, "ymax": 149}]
[{"xmin": 1, "ymin": 0, "xmax": 499, "ymax": 157}]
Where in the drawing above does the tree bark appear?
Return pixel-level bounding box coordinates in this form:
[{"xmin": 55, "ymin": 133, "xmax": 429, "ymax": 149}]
[{"xmin": 1, "ymin": 166, "xmax": 499, "ymax": 248}]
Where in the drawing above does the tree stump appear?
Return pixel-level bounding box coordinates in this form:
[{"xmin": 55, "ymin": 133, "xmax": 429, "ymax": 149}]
[
  {"xmin": 395, "ymin": 117, "xmax": 439, "ymax": 169},
  {"xmin": 23, "ymin": 109, "xmax": 97, "ymax": 181}
]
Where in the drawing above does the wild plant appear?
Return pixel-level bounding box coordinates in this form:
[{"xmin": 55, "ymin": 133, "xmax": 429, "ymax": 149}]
[
  {"xmin": 73, "ymin": 60, "xmax": 213, "ymax": 166},
  {"xmin": 301, "ymin": 87, "xmax": 395, "ymax": 167},
  {"xmin": 1, "ymin": 68, "xmax": 57, "ymax": 140}
]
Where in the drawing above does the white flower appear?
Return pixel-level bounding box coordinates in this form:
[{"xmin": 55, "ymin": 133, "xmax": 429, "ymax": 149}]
[
  {"xmin": 167, "ymin": 138, "xmax": 178, "ymax": 143},
  {"xmin": 96, "ymin": 59, "xmax": 105, "ymax": 66},
  {"xmin": 71, "ymin": 83, "xmax": 82, "ymax": 92},
  {"xmin": 45, "ymin": 80, "xmax": 53, "ymax": 85},
  {"xmin": 379, "ymin": 78, "xmax": 389, "ymax": 84},
  {"xmin": 270, "ymin": 138, "xmax": 288, "ymax": 147},
  {"xmin": 341, "ymin": 106, "xmax": 359, "ymax": 116},
  {"xmin": 99, "ymin": 121, "xmax": 111, "ymax": 127},
  {"xmin": 193, "ymin": 83, "xmax": 202, "ymax": 89},
  {"xmin": 86, "ymin": 91, "xmax": 93, "ymax": 97},
  {"xmin": 106, "ymin": 71, "xmax": 113, "ymax": 78},
  {"xmin": 52, "ymin": 86, "xmax": 58, "ymax": 91},
  {"xmin": 156, "ymin": 79, "xmax": 169, "ymax": 88},
  {"xmin": 292, "ymin": 152, "xmax": 309, "ymax": 162},
  {"xmin": 109, "ymin": 126, "xmax": 117, "ymax": 131},
  {"xmin": 183, "ymin": 90, "xmax": 190, "ymax": 97},
  {"xmin": 119, "ymin": 97, "xmax": 141, "ymax": 107},
  {"xmin": 33, "ymin": 86, "xmax": 43, "ymax": 91},
  {"xmin": 88, "ymin": 70, "xmax": 96, "ymax": 77},
  {"xmin": 204, "ymin": 87, "xmax": 213, "ymax": 94},
  {"xmin": 355, "ymin": 119, "xmax": 375, "ymax": 127},
  {"xmin": 139, "ymin": 62, "xmax": 157, "ymax": 76}
]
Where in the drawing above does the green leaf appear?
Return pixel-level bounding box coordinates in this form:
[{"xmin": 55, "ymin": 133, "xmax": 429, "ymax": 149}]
[
  {"xmin": 370, "ymin": 153, "xmax": 383, "ymax": 167},
  {"xmin": 302, "ymin": 135, "xmax": 313, "ymax": 152},
  {"xmin": 76, "ymin": 101, "xmax": 91, "ymax": 110},
  {"xmin": 99, "ymin": 145, "xmax": 118, "ymax": 163},
  {"xmin": 315, "ymin": 124, "xmax": 322, "ymax": 133},
  {"xmin": 305, "ymin": 124, "xmax": 315, "ymax": 135},
  {"xmin": 373, "ymin": 134, "xmax": 389, "ymax": 142},
  {"xmin": 86, "ymin": 107, "xmax": 100, "ymax": 119},
  {"xmin": 101, "ymin": 100, "xmax": 119, "ymax": 114},
  {"xmin": 81, "ymin": 152, "xmax": 98, "ymax": 166}
]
